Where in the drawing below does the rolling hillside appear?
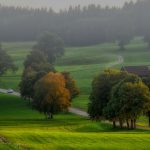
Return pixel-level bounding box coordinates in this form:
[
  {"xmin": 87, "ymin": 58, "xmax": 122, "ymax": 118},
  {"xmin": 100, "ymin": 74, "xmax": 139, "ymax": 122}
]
[
  {"xmin": 0, "ymin": 94, "xmax": 150, "ymax": 150},
  {"xmin": 1, "ymin": 38, "xmax": 150, "ymax": 110}
]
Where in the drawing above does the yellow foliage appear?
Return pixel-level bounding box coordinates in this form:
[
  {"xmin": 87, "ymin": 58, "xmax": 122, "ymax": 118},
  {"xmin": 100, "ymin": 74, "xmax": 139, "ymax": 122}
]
[{"xmin": 35, "ymin": 72, "xmax": 70, "ymax": 111}]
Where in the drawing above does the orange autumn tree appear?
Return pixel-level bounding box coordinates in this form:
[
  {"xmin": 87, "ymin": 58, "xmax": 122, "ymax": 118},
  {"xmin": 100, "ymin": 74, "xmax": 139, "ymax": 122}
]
[{"xmin": 33, "ymin": 72, "xmax": 70, "ymax": 119}]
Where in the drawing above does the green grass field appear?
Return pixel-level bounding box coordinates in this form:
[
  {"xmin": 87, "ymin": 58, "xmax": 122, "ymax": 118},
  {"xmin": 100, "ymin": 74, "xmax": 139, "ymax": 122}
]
[
  {"xmin": 1, "ymin": 39, "xmax": 150, "ymax": 149},
  {"xmin": 0, "ymin": 94, "xmax": 150, "ymax": 150},
  {"xmin": 1, "ymin": 38, "xmax": 150, "ymax": 110}
]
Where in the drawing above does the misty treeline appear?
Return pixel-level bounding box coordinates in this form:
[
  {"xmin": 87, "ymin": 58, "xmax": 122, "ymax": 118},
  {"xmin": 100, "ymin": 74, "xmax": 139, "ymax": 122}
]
[{"xmin": 0, "ymin": 0, "xmax": 150, "ymax": 47}]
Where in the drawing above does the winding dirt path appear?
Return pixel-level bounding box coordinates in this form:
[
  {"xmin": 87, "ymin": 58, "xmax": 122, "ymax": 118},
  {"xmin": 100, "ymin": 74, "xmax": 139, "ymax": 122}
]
[
  {"xmin": 109, "ymin": 55, "xmax": 124, "ymax": 68},
  {"xmin": 69, "ymin": 107, "xmax": 89, "ymax": 117}
]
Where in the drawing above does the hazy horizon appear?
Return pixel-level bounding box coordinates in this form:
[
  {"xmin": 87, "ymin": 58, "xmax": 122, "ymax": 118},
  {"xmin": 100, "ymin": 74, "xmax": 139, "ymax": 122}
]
[{"xmin": 0, "ymin": 0, "xmax": 137, "ymax": 11}]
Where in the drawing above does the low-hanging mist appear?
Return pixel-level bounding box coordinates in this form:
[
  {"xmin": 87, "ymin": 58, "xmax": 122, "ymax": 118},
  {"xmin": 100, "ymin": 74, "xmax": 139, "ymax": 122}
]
[{"xmin": 0, "ymin": 0, "xmax": 137, "ymax": 10}]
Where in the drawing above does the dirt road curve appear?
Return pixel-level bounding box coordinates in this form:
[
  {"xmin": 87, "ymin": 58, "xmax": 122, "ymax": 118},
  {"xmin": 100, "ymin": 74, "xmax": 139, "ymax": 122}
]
[
  {"xmin": 69, "ymin": 107, "xmax": 89, "ymax": 117},
  {"xmin": 0, "ymin": 88, "xmax": 89, "ymax": 117},
  {"xmin": 109, "ymin": 55, "xmax": 124, "ymax": 68}
]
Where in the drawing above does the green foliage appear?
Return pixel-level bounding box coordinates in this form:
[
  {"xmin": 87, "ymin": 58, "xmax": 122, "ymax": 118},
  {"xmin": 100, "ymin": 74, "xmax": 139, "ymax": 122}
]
[
  {"xmin": 0, "ymin": 44, "xmax": 17, "ymax": 75},
  {"xmin": 104, "ymin": 77, "xmax": 150, "ymax": 129},
  {"xmin": 34, "ymin": 33, "xmax": 64, "ymax": 63},
  {"xmin": 88, "ymin": 69, "xmax": 128, "ymax": 118},
  {"xmin": 89, "ymin": 69, "xmax": 150, "ymax": 128},
  {"xmin": 24, "ymin": 48, "xmax": 54, "ymax": 73},
  {"xmin": 19, "ymin": 67, "xmax": 37, "ymax": 99},
  {"xmin": 1, "ymin": 39, "xmax": 150, "ymax": 109},
  {"xmin": 24, "ymin": 50, "xmax": 47, "ymax": 68},
  {"xmin": 20, "ymin": 65, "xmax": 54, "ymax": 100},
  {"xmin": 20, "ymin": 37, "xmax": 55, "ymax": 100},
  {"xmin": 0, "ymin": 1, "xmax": 150, "ymax": 48},
  {"xmin": 142, "ymin": 77, "xmax": 150, "ymax": 126}
]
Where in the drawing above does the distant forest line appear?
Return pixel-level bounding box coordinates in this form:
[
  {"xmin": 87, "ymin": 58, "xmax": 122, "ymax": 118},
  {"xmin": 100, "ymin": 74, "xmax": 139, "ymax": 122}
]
[{"xmin": 0, "ymin": 0, "xmax": 150, "ymax": 47}]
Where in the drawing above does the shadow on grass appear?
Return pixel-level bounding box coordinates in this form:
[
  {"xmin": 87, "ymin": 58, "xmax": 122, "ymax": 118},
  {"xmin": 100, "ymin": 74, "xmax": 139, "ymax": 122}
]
[{"xmin": 75, "ymin": 121, "xmax": 150, "ymax": 133}]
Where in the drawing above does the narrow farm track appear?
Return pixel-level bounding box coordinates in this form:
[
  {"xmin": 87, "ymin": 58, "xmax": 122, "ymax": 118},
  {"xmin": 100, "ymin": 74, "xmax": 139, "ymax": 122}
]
[
  {"xmin": 108, "ymin": 55, "xmax": 124, "ymax": 68},
  {"xmin": 69, "ymin": 107, "xmax": 89, "ymax": 117}
]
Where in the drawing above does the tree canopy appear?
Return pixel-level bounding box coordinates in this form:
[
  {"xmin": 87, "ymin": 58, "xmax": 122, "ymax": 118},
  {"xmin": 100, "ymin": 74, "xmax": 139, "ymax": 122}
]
[
  {"xmin": 104, "ymin": 80, "xmax": 150, "ymax": 129},
  {"xmin": 33, "ymin": 33, "xmax": 64, "ymax": 63},
  {"xmin": 33, "ymin": 72, "xmax": 70, "ymax": 119},
  {"xmin": 88, "ymin": 69, "xmax": 150, "ymax": 128},
  {"xmin": 88, "ymin": 69, "xmax": 128, "ymax": 118}
]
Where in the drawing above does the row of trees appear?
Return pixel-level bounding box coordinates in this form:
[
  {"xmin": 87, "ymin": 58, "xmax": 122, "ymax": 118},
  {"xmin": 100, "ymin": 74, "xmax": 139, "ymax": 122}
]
[
  {"xmin": 20, "ymin": 33, "xmax": 79, "ymax": 118},
  {"xmin": 88, "ymin": 70, "xmax": 150, "ymax": 129},
  {"xmin": 0, "ymin": 0, "xmax": 150, "ymax": 48}
]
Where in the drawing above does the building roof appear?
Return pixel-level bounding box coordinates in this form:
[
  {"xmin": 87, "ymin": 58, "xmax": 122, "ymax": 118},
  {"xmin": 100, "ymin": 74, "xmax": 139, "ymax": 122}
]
[{"xmin": 121, "ymin": 66, "xmax": 150, "ymax": 77}]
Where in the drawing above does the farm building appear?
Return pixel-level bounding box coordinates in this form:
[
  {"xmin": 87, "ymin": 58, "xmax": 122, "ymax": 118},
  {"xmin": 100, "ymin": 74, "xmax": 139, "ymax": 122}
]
[{"xmin": 121, "ymin": 66, "xmax": 150, "ymax": 77}]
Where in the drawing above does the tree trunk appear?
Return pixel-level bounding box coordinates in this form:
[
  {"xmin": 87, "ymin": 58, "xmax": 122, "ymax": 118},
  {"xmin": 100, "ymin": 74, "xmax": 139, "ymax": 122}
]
[
  {"xmin": 126, "ymin": 119, "xmax": 129, "ymax": 129},
  {"xmin": 148, "ymin": 115, "xmax": 150, "ymax": 127},
  {"xmin": 48, "ymin": 112, "xmax": 53, "ymax": 119},
  {"xmin": 50, "ymin": 113, "xmax": 53, "ymax": 119},
  {"xmin": 113, "ymin": 121, "xmax": 116, "ymax": 128},
  {"xmin": 119, "ymin": 119, "xmax": 123, "ymax": 128},
  {"xmin": 133, "ymin": 119, "xmax": 136, "ymax": 129},
  {"xmin": 131, "ymin": 119, "xmax": 134, "ymax": 129},
  {"xmin": 45, "ymin": 113, "xmax": 48, "ymax": 119},
  {"xmin": 28, "ymin": 98, "xmax": 31, "ymax": 105},
  {"xmin": 148, "ymin": 114, "xmax": 150, "ymax": 127}
]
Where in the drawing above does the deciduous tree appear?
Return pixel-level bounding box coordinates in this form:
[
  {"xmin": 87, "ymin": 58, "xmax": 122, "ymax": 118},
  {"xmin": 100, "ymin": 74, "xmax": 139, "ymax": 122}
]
[
  {"xmin": 104, "ymin": 79, "xmax": 150, "ymax": 129},
  {"xmin": 33, "ymin": 33, "xmax": 64, "ymax": 63},
  {"xmin": 20, "ymin": 67, "xmax": 36, "ymax": 102},
  {"xmin": 33, "ymin": 72, "xmax": 70, "ymax": 119},
  {"xmin": 88, "ymin": 69, "xmax": 128, "ymax": 119}
]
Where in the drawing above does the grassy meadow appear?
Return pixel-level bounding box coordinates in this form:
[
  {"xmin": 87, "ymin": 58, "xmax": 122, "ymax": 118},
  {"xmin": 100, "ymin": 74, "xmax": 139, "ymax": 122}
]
[
  {"xmin": 0, "ymin": 94, "xmax": 150, "ymax": 150},
  {"xmin": 0, "ymin": 39, "xmax": 150, "ymax": 149},
  {"xmin": 1, "ymin": 38, "xmax": 150, "ymax": 110}
]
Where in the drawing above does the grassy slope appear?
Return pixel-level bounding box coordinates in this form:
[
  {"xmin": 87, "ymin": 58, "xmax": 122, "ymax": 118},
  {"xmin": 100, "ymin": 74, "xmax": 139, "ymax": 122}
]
[
  {"xmin": 0, "ymin": 94, "xmax": 150, "ymax": 150},
  {"xmin": 1, "ymin": 38, "xmax": 150, "ymax": 110},
  {"xmin": 0, "ymin": 42, "xmax": 34, "ymax": 90}
]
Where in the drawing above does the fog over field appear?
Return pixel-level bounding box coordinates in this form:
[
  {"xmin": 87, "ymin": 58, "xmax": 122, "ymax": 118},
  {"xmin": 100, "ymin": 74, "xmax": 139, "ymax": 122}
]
[{"xmin": 0, "ymin": 0, "xmax": 137, "ymax": 10}]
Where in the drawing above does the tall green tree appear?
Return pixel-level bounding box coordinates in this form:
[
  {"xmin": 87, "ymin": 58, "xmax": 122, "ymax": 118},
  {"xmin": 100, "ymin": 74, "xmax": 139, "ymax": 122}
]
[
  {"xmin": 20, "ymin": 66, "xmax": 54, "ymax": 101},
  {"xmin": 33, "ymin": 33, "xmax": 64, "ymax": 63},
  {"xmin": 24, "ymin": 50, "xmax": 47, "ymax": 69},
  {"xmin": 20, "ymin": 45, "xmax": 55, "ymax": 101},
  {"xmin": 0, "ymin": 44, "xmax": 16, "ymax": 75},
  {"xmin": 142, "ymin": 77, "xmax": 150, "ymax": 127},
  {"xmin": 104, "ymin": 78, "xmax": 150, "ymax": 129},
  {"xmin": 88, "ymin": 69, "xmax": 128, "ymax": 119},
  {"xmin": 20, "ymin": 67, "xmax": 36, "ymax": 101}
]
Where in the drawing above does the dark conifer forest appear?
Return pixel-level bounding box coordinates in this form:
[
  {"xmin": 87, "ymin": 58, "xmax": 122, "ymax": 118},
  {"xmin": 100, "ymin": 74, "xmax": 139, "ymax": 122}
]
[{"xmin": 0, "ymin": 0, "xmax": 149, "ymax": 47}]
